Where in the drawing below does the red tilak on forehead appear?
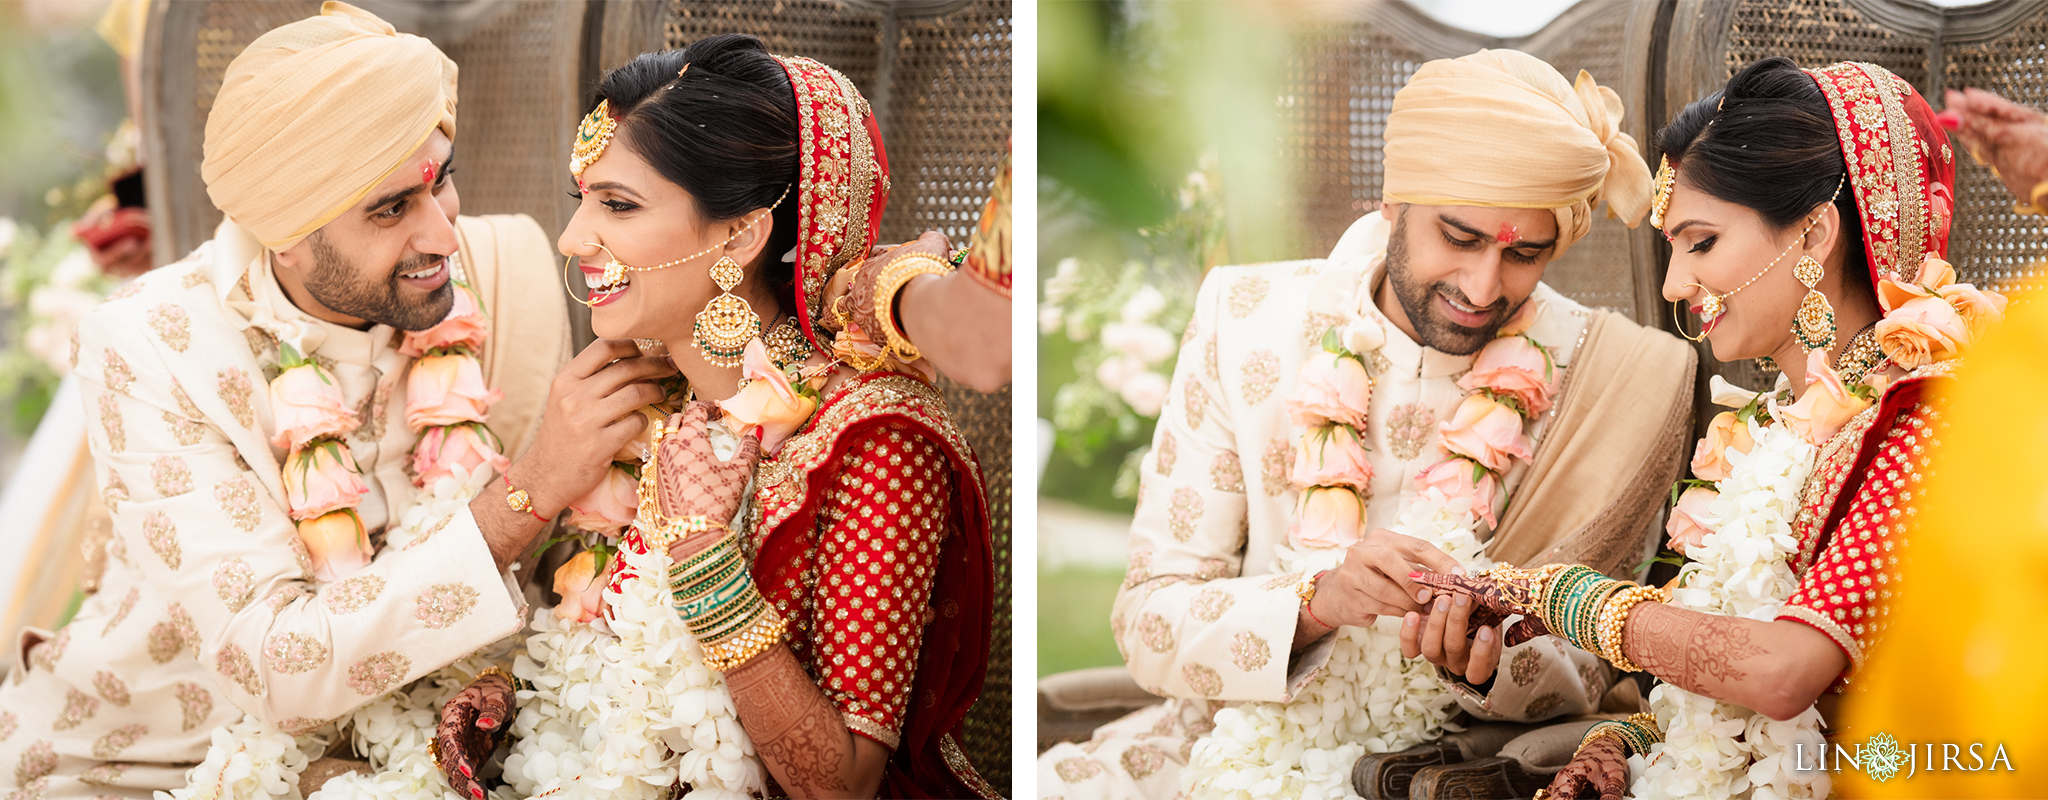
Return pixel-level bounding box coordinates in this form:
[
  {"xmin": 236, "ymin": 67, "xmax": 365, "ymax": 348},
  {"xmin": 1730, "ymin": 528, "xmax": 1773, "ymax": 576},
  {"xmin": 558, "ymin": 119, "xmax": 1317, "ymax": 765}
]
[
  {"xmin": 420, "ymin": 160, "xmax": 438, "ymax": 185},
  {"xmin": 1496, "ymin": 224, "xmax": 1518, "ymax": 244},
  {"xmin": 577, "ymin": 178, "xmax": 587, "ymax": 192}
]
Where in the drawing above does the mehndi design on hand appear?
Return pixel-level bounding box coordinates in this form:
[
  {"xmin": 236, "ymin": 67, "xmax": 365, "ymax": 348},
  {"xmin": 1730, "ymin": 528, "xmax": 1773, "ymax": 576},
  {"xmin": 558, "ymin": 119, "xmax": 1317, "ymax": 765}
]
[
  {"xmin": 1410, "ymin": 570, "xmax": 1554, "ymax": 647},
  {"xmin": 434, "ymin": 669, "xmax": 516, "ymax": 799}
]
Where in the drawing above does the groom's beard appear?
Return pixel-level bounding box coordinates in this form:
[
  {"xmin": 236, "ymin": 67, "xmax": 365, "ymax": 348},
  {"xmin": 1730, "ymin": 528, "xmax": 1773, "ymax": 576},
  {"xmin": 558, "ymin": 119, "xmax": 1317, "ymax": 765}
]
[
  {"xmin": 1384, "ymin": 212, "xmax": 1522, "ymax": 356},
  {"xmin": 303, "ymin": 232, "xmax": 454, "ymax": 331}
]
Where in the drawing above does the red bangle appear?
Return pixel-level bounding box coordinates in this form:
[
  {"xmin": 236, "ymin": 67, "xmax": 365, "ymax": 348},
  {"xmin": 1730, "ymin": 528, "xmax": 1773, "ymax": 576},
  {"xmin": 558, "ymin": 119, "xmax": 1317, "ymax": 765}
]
[{"xmin": 1304, "ymin": 599, "xmax": 1331, "ymax": 630}]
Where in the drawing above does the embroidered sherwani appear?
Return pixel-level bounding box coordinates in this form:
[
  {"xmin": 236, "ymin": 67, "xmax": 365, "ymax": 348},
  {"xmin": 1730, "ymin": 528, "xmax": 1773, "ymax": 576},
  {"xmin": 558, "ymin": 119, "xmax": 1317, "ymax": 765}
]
[
  {"xmin": 1040, "ymin": 214, "xmax": 1685, "ymax": 799},
  {"xmin": 0, "ymin": 216, "xmax": 568, "ymax": 798}
]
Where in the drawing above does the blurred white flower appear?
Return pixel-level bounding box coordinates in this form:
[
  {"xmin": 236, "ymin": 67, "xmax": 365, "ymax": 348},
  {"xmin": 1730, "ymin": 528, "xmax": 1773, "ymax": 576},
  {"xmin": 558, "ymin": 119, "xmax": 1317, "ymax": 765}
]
[
  {"xmin": 1120, "ymin": 284, "xmax": 1168, "ymax": 323},
  {"xmin": 0, "ymin": 218, "xmax": 17, "ymax": 258},
  {"xmin": 1045, "ymin": 257, "xmax": 1083, "ymax": 304},
  {"xmin": 1094, "ymin": 355, "xmax": 1143, "ymax": 393},
  {"xmin": 1118, "ymin": 371, "xmax": 1170, "ymax": 417},
  {"xmin": 1039, "ymin": 304, "xmax": 1065, "ymax": 336},
  {"xmin": 1340, "ymin": 318, "xmax": 1385, "ymax": 355},
  {"xmin": 1100, "ymin": 321, "xmax": 1177, "ymax": 365}
]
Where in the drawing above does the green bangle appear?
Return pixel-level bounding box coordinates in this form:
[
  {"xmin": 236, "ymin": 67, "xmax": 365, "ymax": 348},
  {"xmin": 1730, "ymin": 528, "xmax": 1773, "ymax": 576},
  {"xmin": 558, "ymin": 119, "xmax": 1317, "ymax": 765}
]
[
  {"xmin": 695, "ymin": 592, "xmax": 768, "ymax": 643},
  {"xmin": 670, "ymin": 537, "xmax": 742, "ymax": 579},
  {"xmin": 672, "ymin": 559, "xmax": 746, "ymax": 601},
  {"xmin": 676, "ymin": 570, "xmax": 753, "ymax": 618},
  {"xmin": 687, "ymin": 585, "xmax": 764, "ymax": 638}
]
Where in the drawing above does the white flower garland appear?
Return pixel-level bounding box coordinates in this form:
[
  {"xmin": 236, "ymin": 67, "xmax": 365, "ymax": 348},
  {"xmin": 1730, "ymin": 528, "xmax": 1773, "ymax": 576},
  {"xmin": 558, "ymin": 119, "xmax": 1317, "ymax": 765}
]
[{"xmin": 1629, "ymin": 419, "xmax": 1828, "ymax": 800}]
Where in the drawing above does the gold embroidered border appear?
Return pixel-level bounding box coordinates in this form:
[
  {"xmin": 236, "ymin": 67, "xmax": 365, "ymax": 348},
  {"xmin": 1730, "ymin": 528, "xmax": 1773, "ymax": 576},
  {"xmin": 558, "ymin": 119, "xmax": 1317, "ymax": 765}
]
[
  {"xmin": 1778, "ymin": 603, "xmax": 1865, "ymax": 672},
  {"xmin": 751, "ymin": 373, "xmax": 983, "ymax": 538},
  {"xmin": 1792, "ymin": 402, "xmax": 1883, "ymax": 571},
  {"xmin": 1859, "ymin": 63, "xmax": 1926, "ymax": 279},
  {"xmin": 940, "ymin": 732, "xmax": 1005, "ymax": 800},
  {"xmin": 843, "ymin": 711, "xmax": 901, "ymax": 750}
]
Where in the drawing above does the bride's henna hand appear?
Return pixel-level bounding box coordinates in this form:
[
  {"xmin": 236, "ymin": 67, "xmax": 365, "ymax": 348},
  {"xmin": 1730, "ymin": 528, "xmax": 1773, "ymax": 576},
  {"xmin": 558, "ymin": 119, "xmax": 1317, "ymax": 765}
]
[
  {"xmin": 1542, "ymin": 734, "xmax": 1629, "ymax": 800},
  {"xmin": 656, "ymin": 401, "xmax": 763, "ymax": 561},
  {"xmin": 436, "ymin": 671, "xmax": 515, "ymax": 799},
  {"xmin": 1411, "ymin": 571, "xmax": 1555, "ymax": 646}
]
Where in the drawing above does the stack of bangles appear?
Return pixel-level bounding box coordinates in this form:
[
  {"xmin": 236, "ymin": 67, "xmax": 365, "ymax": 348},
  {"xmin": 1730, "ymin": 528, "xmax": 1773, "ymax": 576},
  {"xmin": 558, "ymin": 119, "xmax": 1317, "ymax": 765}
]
[
  {"xmin": 871, "ymin": 250, "xmax": 954, "ymax": 364},
  {"xmin": 1479, "ymin": 564, "xmax": 1671, "ymax": 673},
  {"xmin": 1530, "ymin": 713, "xmax": 1664, "ymax": 799},
  {"xmin": 668, "ymin": 524, "xmax": 786, "ymax": 671}
]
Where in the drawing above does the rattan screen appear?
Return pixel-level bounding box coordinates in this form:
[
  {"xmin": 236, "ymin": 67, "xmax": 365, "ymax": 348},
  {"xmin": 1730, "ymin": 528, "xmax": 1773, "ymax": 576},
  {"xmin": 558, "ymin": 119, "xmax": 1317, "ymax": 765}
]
[{"xmin": 1944, "ymin": 13, "xmax": 2048, "ymax": 298}]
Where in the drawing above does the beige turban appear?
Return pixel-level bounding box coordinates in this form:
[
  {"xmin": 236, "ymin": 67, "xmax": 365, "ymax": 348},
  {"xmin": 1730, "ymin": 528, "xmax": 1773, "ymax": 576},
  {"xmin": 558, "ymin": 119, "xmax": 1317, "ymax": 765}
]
[
  {"xmin": 201, "ymin": 1, "xmax": 457, "ymax": 252},
  {"xmin": 1381, "ymin": 49, "xmax": 1650, "ymax": 255}
]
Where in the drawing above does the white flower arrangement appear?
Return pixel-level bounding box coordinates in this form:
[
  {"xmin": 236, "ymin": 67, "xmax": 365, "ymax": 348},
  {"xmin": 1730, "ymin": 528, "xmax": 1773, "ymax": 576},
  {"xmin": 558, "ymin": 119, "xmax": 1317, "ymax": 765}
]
[
  {"xmin": 156, "ymin": 716, "xmax": 329, "ymax": 800},
  {"xmin": 1629, "ymin": 419, "xmax": 1828, "ymax": 800}
]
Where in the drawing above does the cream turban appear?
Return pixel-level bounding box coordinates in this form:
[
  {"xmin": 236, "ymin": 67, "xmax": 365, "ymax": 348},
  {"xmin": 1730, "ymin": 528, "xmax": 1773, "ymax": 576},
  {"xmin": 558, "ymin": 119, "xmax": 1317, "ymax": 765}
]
[
  {"xmin": 1381, "ymin": 49, "xmax": 1650, "ymax": 255},
  {"xmin": 201, "ymin": 1, "xmax": 457, "ymax": 252}
]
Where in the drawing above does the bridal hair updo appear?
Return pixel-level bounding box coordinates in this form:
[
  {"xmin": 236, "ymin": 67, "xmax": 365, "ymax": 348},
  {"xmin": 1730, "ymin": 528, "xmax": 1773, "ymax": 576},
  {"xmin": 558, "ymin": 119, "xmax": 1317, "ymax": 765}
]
[
  {"xmin": 591, "ymin": 33, "xmax": 801, "ymax": 300},
  {"xmin": 1657, "ymin": 56, "xmax": 1872, "ymax": 294}
]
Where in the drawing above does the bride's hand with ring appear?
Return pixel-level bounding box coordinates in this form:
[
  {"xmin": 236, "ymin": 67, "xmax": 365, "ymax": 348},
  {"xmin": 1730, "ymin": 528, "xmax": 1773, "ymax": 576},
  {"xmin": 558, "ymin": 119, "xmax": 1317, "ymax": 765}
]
[{"xmin": 655, "ymin": 400, "xmax": 764, "ymax": 560}]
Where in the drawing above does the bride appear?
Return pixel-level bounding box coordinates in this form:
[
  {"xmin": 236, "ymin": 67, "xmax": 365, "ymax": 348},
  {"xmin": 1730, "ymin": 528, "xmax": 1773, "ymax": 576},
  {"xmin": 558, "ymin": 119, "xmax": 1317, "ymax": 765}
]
[
  {"xmin": 424, "ymin": 35, "xmax": 997, "ymax": 800},
  {"xmin": 1420, "ymin": 57, "xmax": 2004, "ymax": 799}
]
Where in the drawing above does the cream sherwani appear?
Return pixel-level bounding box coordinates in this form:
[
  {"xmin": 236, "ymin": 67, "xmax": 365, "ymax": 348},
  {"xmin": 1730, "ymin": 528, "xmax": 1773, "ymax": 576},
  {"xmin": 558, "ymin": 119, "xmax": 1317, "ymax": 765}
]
[
  {"xmin": 0, "ymin": 215, "xmax": 568, "ymax": 798},
  {"xmin": 1040, "ymin": 214, "xmax": 1624, "ymax": 798}
]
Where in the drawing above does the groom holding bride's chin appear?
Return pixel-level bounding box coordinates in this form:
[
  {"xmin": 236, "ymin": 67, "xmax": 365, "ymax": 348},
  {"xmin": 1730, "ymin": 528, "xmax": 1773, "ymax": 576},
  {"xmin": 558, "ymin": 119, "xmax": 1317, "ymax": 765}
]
[{"xmin": 1041, "ymin": 49, "xmax": 1698, "ymax": 799}]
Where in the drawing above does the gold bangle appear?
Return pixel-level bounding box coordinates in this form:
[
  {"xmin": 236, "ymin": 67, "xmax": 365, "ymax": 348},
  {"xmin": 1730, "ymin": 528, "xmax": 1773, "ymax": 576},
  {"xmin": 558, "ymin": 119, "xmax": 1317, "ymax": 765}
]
[
  {"xmin": 1595, "ymin": 584, "xmax": 1669, "ymax": 673},
  {"xmin": 704, "ymin": 610, "xmax": 787, "ymax": 671},
  {"xmin": 644, "ymin": 514, "xmax": 720, "ymax": 556},
  {"xmin": 872, "ymin": 252, "xmax": 950, "ymax": 363},
  {"xmin": 2018, "ymin": 180, "xmax": 2048, "ymax": 215}
]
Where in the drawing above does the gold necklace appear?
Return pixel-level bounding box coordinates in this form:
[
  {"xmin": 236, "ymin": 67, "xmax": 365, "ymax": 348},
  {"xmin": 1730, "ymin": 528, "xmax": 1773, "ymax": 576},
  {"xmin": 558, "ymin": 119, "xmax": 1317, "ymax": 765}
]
[{"xmin": 1833, "ymin": 323, "xmax": 1884, "ymax": 387}]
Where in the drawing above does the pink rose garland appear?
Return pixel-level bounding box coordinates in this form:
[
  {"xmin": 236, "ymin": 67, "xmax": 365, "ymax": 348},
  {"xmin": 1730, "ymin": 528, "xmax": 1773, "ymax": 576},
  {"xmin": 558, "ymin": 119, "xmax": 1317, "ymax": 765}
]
[{"xmin": 1285, "ymin": 330, "xmax": 1377, "ymax": 549}]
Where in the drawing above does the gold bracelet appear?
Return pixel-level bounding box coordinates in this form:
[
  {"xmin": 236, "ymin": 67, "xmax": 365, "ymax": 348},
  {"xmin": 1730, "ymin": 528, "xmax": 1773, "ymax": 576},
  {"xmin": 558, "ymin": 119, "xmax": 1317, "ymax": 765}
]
[
  {"xmin": 644, "ymin": 514, "xmax": 720, "ymax": 556},
  {"xmin": 872, "ymin": 252, "xmax": 951, "ymax": 363},
  {"xmin": 704, "ymin": 609, "xmax": 788, "ymax": 671},
  {"xmin": 1595, "ymin": 584, "xmax": 1670, "ymax": 673},
  {"xmin": 2017, "ymin": 180, "xmax": 2048, "ymax": 215}
]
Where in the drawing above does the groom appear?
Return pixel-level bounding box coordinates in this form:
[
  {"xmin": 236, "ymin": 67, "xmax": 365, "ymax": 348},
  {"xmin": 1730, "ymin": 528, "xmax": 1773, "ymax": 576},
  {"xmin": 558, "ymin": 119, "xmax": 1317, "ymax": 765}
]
[
  {"xmin": 1040, "ymin": 50, "xmax": 1696, "ymax": 798},
  {"xmin": 0, "ymin": 4, "xmax": 660, "ymax": 794}
]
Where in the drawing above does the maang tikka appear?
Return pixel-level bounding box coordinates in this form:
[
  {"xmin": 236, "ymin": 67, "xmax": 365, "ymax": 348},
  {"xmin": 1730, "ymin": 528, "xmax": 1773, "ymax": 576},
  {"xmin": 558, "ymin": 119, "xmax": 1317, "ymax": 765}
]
[{"xmin": 693, "ymin": 255, "xmax": 761, "ymax": 368}]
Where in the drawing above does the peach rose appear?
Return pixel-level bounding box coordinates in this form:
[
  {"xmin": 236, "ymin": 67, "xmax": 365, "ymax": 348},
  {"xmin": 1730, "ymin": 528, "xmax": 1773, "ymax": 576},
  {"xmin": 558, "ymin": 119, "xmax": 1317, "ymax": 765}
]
[
  {"xmin": 1291, "ymin": 425, "xmax": 1373, "ymax": 491},
  {"xmin": 613, "ymin": 406, "xmax": 672, "ymax": 463},
  {"xmin": 1416, "ymin": 457, "xmax": 1502, "ymax": 527},
  {"xmin": 1688, "ymin": 411, "xmax": 1756, "ymax": 483},
  {"xmin": 1666, "ymin": 485, "xmax": 1719, "ymax": 553},
  {"xmin": 565, "ymin": 465, "xmax": 639, "ymax": 537},
  {"xmin": 1875, "ymin": 294, "xmax": 1969, "ymax": 370},
  {"xmin": 1876, "ymin": 255, "xmax": 1955, "ymax": 313},
  {"xmin": 1287, "ymin": 351, "xmax": 1372, "ymax": 429},
  {"xmin": 268, "ymin": 363, "xmax": 358, "ymax": 451},
  {"xmin": 1438, "ymin": 394, "xmax": 1533, "ymax": 473},
  {"xmin": 299, "ymin": 509, "xmax": 372, "ymax": 583},
  {"xmin": 1292, "ymin": 485, "xmax": 1366, "ymax": 549},
  {"xmin": 1937, "ymin": 282, "xmax": 2008, "ymax": 337},
  {"xmin": 411, "ymin": 424, "xmax": 510, "ymax": 489},
  {"xmin": 405, "ymin": 353, "xmax": 503, "ymax": 431},
  {"xmin": 552, "ymin": 550, "xmax": 606, "ymax": 624},
  {"xmin": 1498, "ymin": 298, "xmax": 1545, "ymax": 337},
  {"xmin": 721, "ymin": 339, "xmax": 820, "ymax": 454},
  {"xmin": 283, "ymin": 441, "xmax": 367, "ymax": 520},
  {"xmin": 399, "ymin": 281, "xmax": 489, "ymax": 356},
  {"xmin": 1775, "ymin": 349, "xmax": 1874, "ymax": 446},
  {"xmin": 1458, "ymin": 335, "xmax": 1557, "ymax": 415}
]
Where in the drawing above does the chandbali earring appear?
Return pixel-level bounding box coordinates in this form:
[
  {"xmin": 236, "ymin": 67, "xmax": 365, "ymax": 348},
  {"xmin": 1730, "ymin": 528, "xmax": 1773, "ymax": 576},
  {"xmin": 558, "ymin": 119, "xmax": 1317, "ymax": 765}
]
[
  {"xmin": 1791, "ymin": 254, "xmax": 1836, "ymax": 353},
  {"xmin": 692, "ymin": 255, "xmax": 761, "ymax": 368}
]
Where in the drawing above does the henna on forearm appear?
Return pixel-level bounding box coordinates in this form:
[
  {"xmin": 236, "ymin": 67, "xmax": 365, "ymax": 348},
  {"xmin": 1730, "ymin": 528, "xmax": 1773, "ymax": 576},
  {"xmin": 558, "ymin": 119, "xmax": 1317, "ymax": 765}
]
[
  {"xmin": 723, "ymin": 643, "xmax": 885, "ymax": 798},
  {"xmin": 1623, "ymin": 602, "xmax": 1765, "ymax": 694}
]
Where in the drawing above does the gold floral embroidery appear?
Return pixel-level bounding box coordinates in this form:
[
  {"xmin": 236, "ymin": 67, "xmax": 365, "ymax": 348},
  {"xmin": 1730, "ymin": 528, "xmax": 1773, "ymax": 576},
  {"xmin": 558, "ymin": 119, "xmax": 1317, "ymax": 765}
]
[
  {"xmin": 98, "ymin": 392, "xmax": 126, "ymax": 452},
  {"xmin": 278, "ymin": 717, "xmax": 329, "ymax": 736},
  {"xmin": 15, "ymin": 741, "xmax": 55, "ymax": 785},
  {"xmin": 1182, "ymin": 663, "xmax": 1224, "ymax": 697},
  {"xmin": 351, "ymin": 377, "xmax": 392, "ymax": 443},
  {"xmin": 168, "ymin": 602, "xmax": 199, "ymax": 650},
  {"xmin": 748, "ymin": 375, "xmax": 979, "ymax": 537},
  {"xmin": 80, "ymin": 762, "xmax": 129, "ymax": 787},
  {"xmin": 216, "ymin": 368, "xmax": 256, "ymax": 429},
  {"xmin": 1240, "ymin": 350, "xmax": 1280, "ymax": 404},
  {"xmin": 90, "ymin": 724, "xmax": 147, "ymax": 760},
  {"xmin": 1303, "ymin": 311, "xmax": 1342, "ymax": 345},
  {"xmin": 213, "ymin": 475, "xmax": 261, "ymax": 531},
  {"xmin": 1190, "ymin": 588, "xmax": 1236, "ymax": 622},
  {"xmin": 1261, "ymin": 438, "xmax": 1292, "ymax": 496},
  {"xmin": 1227, "ymin": 276, "xmax": 1269, "ymax": 318},
  {"xmin": 1510, "ymin": 647, "xmax": 1543, "ymax": 686},
  {"xmin": 1261, "ymin": 572, "xmax": 1302, "ymax": 591},
  {"xmin": 146, "ymin": 621, "xmax": 184, "ymax": 663},
  {"xmin": 142, "ymin": 512, "xmax": 180, "ymax": 570},
  {"xmin": 325, "ymin": 575, "xmax": 385, "ymax": 614},
  {"xmin": 265, "ymin": 584, "xmax": 307, "ymax": 612},
  {"xmin": 52, "ymin": 688, "xmax": 99, "ymax": 731},
  {"xmin": 148, "ymin": 304, "xmax": 192, "ymax": 351},
  {"xmin": 163, "ymin": 411, "xmax": 205, "ymax": 446},
  {"xmin": 1524, "ymin": 692, "xmax": 1565, "ymax": 719},
  {"xmin": 1204, "ymin": 336, "xmax": 1219, "ymax": 381},
  {"xmin": 413, "ymin": 583, "xmax": 478, "ymax": 629},
  {"xmin": 102, "ymin": 348, "xmax": 134, "ymax": 393},
  {"xmin": 101, "ymin": 468, "xmax": 129, "ymax": 511},
  {"xmin": 1195, "ymin": 557, "xmax": 1229, "ymax": 580},
  {"xmin": 1137, "ymin": 613, "xmax": 1175, "ymax": 653},
  {"xmin": 1230, "ymin": 630, "xmax": 1272, "ymax": 672},
  {"xmin": 93, "ymin": 671, "xmax": 131, "ymax": 707},
  {"xmin": 1211, "ymin": 451, "xmax": 1244, "ymax": 493},
  {"xmin": 1122, "ymin": 550, "xmax": 1153, "ymax": 589},
  {"xmin": 347, "ymin": 652, "xmax": 411, "ymax": 696},
  {"xmin": 181, "ymin": 270, "xmax": 210, "ymax": 289},
  {"xmin": 151, "ymin": 455, "xmax": 193, "ymax": 497},
  {"xmin": 1053, "ymin": 756, "xmax": 1105, "ymax": 783},
  {"xmin": 171, "ymin": 381, "xmax": 202, "ymax": 418},
  {"xmin": 69, "ymin": 330, "xmax": 80, "ymax": 369},
  {"xmin": 1120, "ymin": 743, "xmax": 1169, "ymax": 779},
  {"xmin": 216, "ymin": 644, "xmax": 263, "ymax": 696},
  {"xmin": 174, "ymin": 682, "xmax": 212, "ymax": 731},
  {"xmin": 243, "ymin": 328, "xmax": 275, "ymax": 362},
  {"xmin": 287, "ymin": 534, "xmax": 312, "ymax": 575},
  {"xmin": 0, "ymin": 712, "xmax": 16, "ymax": 742},
  {"xmin": 1154, "ymin": 431, "xmax": 1178, "ymax": 477},
  {"xmin": 262, "ymin": 632, "xmax": 329, "ymax": 675},
  {"xmin": 29, "ymin": 628, "xmax": 69, "ymax": 672},
  {"xmin": 1366, "ymin": 349, "xmax": 1392, "ymax": 377},
  {"xmin": 103, "ymin": 587, "xmax": 140, "ymax": 635},
  {"xmin": 1184, "ymin": 380, "xmax": 1208, "ymax": 430},
  {"xmin": 1167, "ymin": 487, "xmax": 1202, "ymax": 542},
  {"xmin": 1386, "ymin": 402, "xmax": 1436, "ymax": 462},
  {"xmin": 212, "ymin": 558, "xmax": 256, "ymax": 611},
  {"xmin": 403, "ymin": 514, "xmax": 454, "ymax": 550}
]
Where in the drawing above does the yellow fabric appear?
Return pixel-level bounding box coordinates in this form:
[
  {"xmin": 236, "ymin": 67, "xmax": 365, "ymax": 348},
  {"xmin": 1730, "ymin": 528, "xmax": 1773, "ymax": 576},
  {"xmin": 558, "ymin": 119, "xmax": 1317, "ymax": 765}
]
[
  {"xmin": 1382, "ymin": 49, "xmax": 1652, "ymax": 255},
  {"xmin": 1838, "ymin": 290, "xmax": 2048, "ymax": 798},
  {"xmin": 200, "ymin": 1, "xmax": 457, "ymax": 252}
]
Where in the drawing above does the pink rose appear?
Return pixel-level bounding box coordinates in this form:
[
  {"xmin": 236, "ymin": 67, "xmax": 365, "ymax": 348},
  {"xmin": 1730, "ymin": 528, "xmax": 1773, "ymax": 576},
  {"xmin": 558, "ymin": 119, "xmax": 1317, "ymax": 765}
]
[
  {"xmin": 1291, "ymin": 485, "xmax": 1366, "ymax": 549},
  {"xmin": 283, "ymin": 441, "xmax": 367, "ymax": 520},
  {"xmin": 1875, "ymin": 295, "xmax": 1969, "ymax": 370},
  {"xmin": 268, "ymin": 363, "xmax": 358, "ymax": 451},
  {"xmin": 1288, "ymin": 351, "xmax": 1372, "ymax": 429},
  {"xmin": 399, "ymin": 281, "xmax": 489, "ymax": 356},
  {"xmin": 1688, "ymin": 411, "xmax": 1755, "ymax": 483},
  {"xmin": 1936, "ymin": 282, "xmax": 2008, "ymax": 337},
  {"xmin": 1775, "ymin": 349, "xmax": 1874, "ymax": 446},
  {"xmin": 1458, "ymin": 335, "xmax": 1557, "ymax": 415},
  {"xmin": 411, "ymin": 424, "xmax": 510, "ymax": 489},
  {"xmin": 405, "ymin": 353, "xmax": 503, "ymax": 431},
  {"xmin": 1416, "ymin": 458, "xmax": 1502, "ymax": 527},
  {"xmin": 299, "ymin": 509, "xmax": 372, "ymax": 582},
  {"xmin": 720, "ymin": 339, "xmax": 820, "ymax": 454},
  {"xmin": 1498, "ymin": 299, "xmax": 1544, "ymax": 337},
  {"xmin": 1290, "ymin": 424, "xmax": 1373, "ymax": 492},
  {"xmin": 552, "ymin": 550, "xmax": 606, "ymax": 624},
  {"xmin": 1666, "ymin": 485, "xmax": 1719, "ymax": 553},
  {"xmin": 564, "ymin": 465, "xmax": 638, "ymax": 536},
  {"xmin": 1437, "ymin": 394, "xmax": 1533, "ymax": 473}
]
